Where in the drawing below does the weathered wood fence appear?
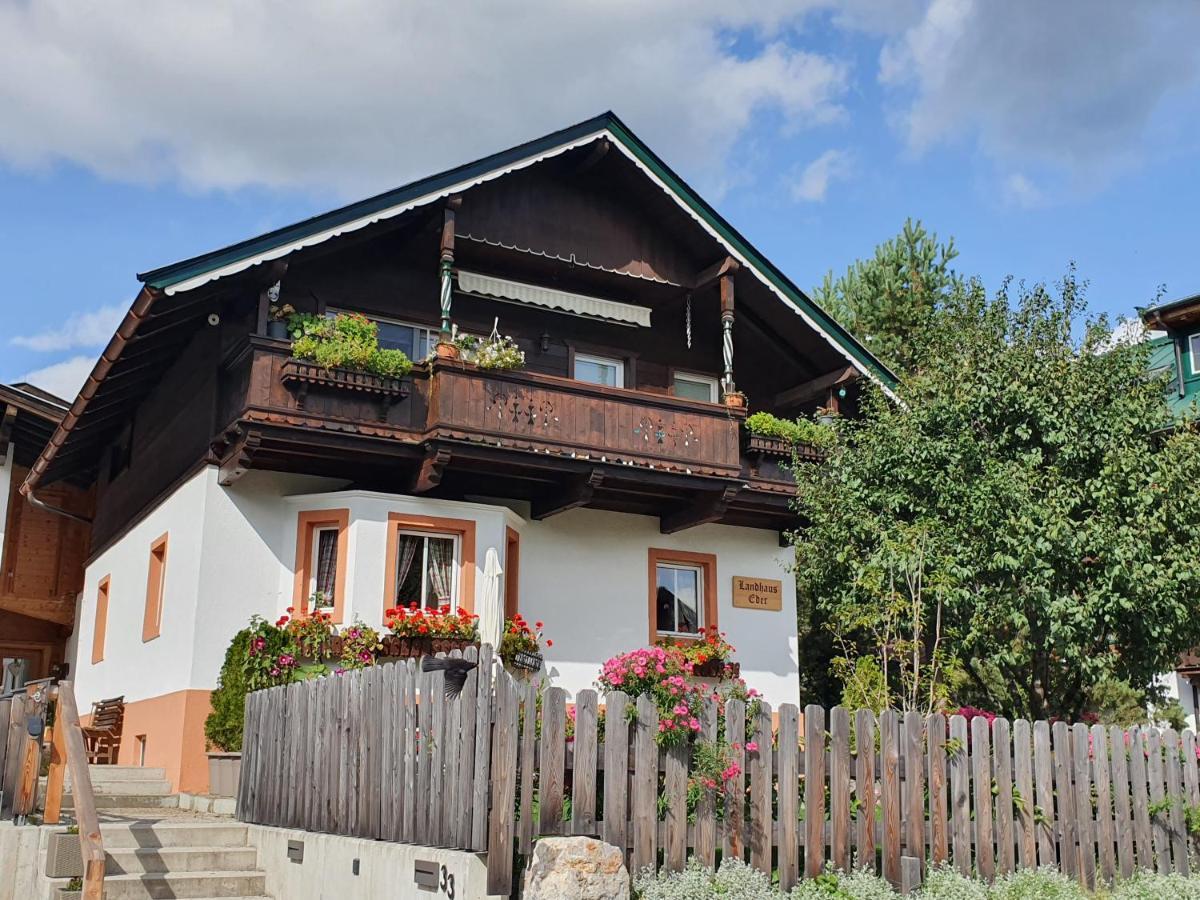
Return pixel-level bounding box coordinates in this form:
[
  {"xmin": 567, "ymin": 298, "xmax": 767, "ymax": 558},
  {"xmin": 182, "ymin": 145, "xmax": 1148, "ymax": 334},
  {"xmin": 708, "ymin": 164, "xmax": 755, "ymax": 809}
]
[{"xmin": 238, "ymin": 658, "xmax": 1200, "ymax": 896}]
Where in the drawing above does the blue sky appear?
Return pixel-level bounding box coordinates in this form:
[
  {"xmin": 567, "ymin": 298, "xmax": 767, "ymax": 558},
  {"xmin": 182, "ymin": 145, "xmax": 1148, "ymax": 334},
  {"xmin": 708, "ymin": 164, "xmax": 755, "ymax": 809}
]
[{"xmin": 1, "ymin": 1, "xmax": 1198, "ymax": 399}]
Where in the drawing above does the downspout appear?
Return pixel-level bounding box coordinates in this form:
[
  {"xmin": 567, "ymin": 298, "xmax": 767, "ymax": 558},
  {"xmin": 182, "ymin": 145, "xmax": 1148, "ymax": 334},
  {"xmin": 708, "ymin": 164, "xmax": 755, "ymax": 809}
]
[{"xmin": 19, "ymin": 285, "xmax": 161, "ymax": 518}]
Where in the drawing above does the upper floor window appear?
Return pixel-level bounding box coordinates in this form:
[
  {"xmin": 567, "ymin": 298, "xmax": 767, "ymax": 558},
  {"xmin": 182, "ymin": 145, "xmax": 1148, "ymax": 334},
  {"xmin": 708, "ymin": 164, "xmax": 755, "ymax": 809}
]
[
  {"xmin": 329, "ymin": 308, "xmax": 434, "ymax": 361},
  {"xmin": 575, "ymin": 352, "xmax": 624, "ymax": 388},
  {"xmin": 1190, "ymin": 333, "xmax": 1200, "ymax": 376},
  {"xmin": 673, "ymin": 371, "xmax": 719, "ymax": 403}
]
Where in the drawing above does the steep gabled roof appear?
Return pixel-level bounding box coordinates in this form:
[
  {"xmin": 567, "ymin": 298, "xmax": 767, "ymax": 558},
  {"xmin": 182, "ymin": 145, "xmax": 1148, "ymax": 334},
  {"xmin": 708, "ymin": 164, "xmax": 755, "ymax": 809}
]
[
  {"xmin": 25, "ymin": 112, "xmax": 895, "ymax": 496},
  {"xmin": 138, "ymin": 111, "xmax": 895, "ymax": 391}
]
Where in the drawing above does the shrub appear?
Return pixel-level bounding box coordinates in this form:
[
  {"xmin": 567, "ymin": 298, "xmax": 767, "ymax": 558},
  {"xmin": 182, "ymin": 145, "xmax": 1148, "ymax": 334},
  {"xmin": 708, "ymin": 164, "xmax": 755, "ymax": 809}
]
[
  {"xmin": 384, "ymin": 603, "xmax": 479, "ymax": 639},
  {"xmin": 634, "ymin": 859, "xmax": 778, "ymax": 900},
  {"xmin": 745, "ymin": 411, "xmax": 835, "ymax": 448},
  {"xmin": 1111, "ymin": 871, "xmax": 1200, "ymax": 899},
  {"xmin": 288, "ymin": 311, "xmax": 413, "ymax": 378},
  {"xmin": 338, "ymin": 619, "xmax": 382, "ymax": 670},
  {"xmin": 917, "ymin": 866, "xmax": 987, "ymax": 899},
  {"xmin": 987, "ymin": 868, "xmax": 1086, "ymax": 900},
  {"xmin": 204, "ymin": 628, "xmax": 250, "ymax": 752}
]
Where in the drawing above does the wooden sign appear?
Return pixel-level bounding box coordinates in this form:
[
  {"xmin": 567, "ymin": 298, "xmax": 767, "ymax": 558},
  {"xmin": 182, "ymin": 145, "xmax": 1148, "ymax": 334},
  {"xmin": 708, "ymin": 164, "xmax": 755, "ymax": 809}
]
[{"xmin": 731, "ymin": 576, "xmax": 783, "ymax": 611}]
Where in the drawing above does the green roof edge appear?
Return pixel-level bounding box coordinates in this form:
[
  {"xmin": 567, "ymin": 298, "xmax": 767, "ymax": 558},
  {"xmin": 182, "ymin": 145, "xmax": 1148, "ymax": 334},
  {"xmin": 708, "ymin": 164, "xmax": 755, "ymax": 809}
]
[{"xmin": 138, "ymin": 111, "xmax": 896, "ymax": 389}]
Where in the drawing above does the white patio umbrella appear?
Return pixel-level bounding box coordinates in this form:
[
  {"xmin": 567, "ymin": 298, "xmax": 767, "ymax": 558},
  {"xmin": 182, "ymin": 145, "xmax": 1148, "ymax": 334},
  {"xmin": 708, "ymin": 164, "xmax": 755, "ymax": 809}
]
[{"xmin": 478, "ymin": 547, "xmax": 504, "ymax": 652}]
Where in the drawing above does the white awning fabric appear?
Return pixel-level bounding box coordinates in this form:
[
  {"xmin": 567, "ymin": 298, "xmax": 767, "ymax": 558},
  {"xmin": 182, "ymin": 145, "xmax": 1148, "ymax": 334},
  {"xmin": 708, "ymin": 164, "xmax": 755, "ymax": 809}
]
[{"xmin": 456, "ymin": 269, "xmax": 651, "ymax": 327}]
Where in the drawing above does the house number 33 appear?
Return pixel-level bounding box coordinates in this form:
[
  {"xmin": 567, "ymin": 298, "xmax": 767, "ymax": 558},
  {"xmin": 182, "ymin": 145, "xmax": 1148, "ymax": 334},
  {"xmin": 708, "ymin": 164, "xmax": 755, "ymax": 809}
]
[{"xmin": 439, "ymin": 864, "xmax": 455, "ymax": 898}]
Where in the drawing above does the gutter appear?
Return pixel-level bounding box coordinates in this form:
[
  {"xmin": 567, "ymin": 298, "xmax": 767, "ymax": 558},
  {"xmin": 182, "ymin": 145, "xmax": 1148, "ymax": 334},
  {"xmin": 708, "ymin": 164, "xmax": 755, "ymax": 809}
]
[
  {"xmin": 24, "ymin": 488, "xmax": 92, "ymax": 525},
  {"xmin": 20, "ymin": 285, "xmax": 162, "ymax": 502}
]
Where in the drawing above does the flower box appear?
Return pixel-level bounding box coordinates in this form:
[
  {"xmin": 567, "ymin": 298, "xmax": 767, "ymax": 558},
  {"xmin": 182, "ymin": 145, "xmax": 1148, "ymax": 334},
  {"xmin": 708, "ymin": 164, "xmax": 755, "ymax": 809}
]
[
  {"xmin": 510, "ymin": 650, "xmax": 544, "ymax": 672},
  {"xmin": 378, "ymin": 635, "xmax": 478, "ymax": 658},
  {"xmin": 207, "ymin": 752, "xmax": 242, "ymax": 798},
  {"xmin": 690, "ymin": 659, "xmax": 740, "ymax": 679},
  {"xmin": 744, "ymin": 432, "xmax": 823, "ymax": 462},
  {"xmin": 45, "ymin": 832, "xmax": 82, "ymax": 878},
  {"xmin": 280, "ymin": 358, "xmax": 410, "ymax": 400}
]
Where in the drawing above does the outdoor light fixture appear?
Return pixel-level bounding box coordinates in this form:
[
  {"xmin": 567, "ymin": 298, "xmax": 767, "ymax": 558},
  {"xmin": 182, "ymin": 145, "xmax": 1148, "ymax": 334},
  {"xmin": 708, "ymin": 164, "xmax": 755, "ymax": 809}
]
[{"xmin": 540, "ymin": 331, "xmax": 551, "ymax": 352}]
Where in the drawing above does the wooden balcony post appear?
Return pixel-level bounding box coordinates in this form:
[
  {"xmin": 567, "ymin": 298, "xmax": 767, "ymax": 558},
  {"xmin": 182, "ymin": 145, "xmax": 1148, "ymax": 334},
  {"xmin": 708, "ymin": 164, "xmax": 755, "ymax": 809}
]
[
  {"xmin": 720, "ymin": 270, "xmax": 735, "ymax": 396},
  {"xmin": 439, "ymin": 196, "xmax": 463, "ymax": 339}
]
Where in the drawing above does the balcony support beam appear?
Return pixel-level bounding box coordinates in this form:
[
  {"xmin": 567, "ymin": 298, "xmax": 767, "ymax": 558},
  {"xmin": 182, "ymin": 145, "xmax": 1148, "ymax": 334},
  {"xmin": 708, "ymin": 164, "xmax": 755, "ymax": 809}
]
[
  {"xmin": 412, "ymin": 445, "xmax": 452, "ymax": 494},
  {"xmin": 660, "ymin": 483, "xmax": 741, "ymax": 534},
  {"xmin": 531, "ymin": 468, "xmax": 605, "ymax": 520}
]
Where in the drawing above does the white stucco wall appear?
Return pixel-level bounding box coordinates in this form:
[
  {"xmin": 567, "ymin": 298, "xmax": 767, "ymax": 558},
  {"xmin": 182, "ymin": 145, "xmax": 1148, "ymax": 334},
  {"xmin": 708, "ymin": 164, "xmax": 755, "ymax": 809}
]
[{"xmin": 78, "ymin": 468, "xmax": 800, "ymax": 709}]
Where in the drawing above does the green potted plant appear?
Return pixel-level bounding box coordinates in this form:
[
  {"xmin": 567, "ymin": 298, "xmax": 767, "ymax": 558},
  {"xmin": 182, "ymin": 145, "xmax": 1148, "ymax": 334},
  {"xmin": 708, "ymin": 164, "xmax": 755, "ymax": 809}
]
[
  {"xmin": 204, "ymin": 630, "xmax": 250, "ymax": 797},
  {"xmin": 283, "ymin": 311, "xmax": 413, "ymax": 393},
  {"xmin": 267, "ymin": 302, "xmax": 295, "ymax": 339},
  {"xmin": 382, "ymin": 603, "xmax": 480, "ymax": 657},
  {"xmin": 498, "ymin": 614, "xmax": 551, "ymax": 673},
  {"xmin": 57, "ymin": 877, "xmax": 83, "ymax": 900}
]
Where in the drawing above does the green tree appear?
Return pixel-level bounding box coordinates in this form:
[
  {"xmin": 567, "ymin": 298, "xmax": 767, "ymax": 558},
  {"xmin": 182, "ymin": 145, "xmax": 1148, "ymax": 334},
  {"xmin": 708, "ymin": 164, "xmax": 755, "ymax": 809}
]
[
  {"xmin": 813, "ymin": 218, "xmax": 960, "ymax": 374},
  {"xmin": 204, "ymin": 629, "xmax": 251, "ymax": 752},
  {"xmin": 794, "ymin": 268, "xmax": 1200, "ymax": 720}
]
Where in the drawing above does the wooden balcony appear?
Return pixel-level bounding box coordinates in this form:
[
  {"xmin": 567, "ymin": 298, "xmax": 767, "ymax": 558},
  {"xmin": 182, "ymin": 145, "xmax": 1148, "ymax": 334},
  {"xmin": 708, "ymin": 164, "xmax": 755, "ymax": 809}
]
[{"xmin": 214, "ymin": 338, "xmax": 799, "ymax": 530}]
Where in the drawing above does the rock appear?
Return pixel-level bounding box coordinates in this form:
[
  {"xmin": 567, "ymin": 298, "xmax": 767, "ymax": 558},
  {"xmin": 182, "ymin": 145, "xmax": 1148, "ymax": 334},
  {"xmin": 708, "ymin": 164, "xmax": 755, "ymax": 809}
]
[{"xmin": 522, "ymin": 837, "xmax": 630, "ymax": 900}]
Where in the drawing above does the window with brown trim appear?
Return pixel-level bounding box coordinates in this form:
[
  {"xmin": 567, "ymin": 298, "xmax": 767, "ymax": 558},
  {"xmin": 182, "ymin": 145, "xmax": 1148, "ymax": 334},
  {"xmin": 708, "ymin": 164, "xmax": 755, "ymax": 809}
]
[
  {"xmin": 293, "ymin": 509, "xmax": 350, "ymax": 622},
  {"xmin": 384, "ymin": 513, "xmax": 476, "ymax": 616},
  {"xmin": 647, "ymin": 549, "xmax": 717, "ymax": 644},
  {"xmin": 141, "ymin": 533, "xmax": 168, "ymax": 642},
  {"xmin": 92, "ymin": 576, "xmax": 110, "ymax": 664}
]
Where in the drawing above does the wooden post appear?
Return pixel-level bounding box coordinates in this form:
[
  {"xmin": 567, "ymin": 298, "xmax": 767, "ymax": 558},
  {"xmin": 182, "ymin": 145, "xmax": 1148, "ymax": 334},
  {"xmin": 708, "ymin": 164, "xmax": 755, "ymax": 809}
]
[
  {"xmin": 56, "ymin": 682, "xmax": 105, "ymax": 900},
  {"xmin": 900, "ymin": 855, "xmax": 922, "ymax": 895},
  {"xmin": 439, "ymin": 196, "xmax": 462, "ymax": 338},
  {"xmin": 44, "ymin": 717, "xmax": 67, "ymax": 824},
  {"xmin": 719, "ymin": 271, "xmax": 735, "ymax": 397}
]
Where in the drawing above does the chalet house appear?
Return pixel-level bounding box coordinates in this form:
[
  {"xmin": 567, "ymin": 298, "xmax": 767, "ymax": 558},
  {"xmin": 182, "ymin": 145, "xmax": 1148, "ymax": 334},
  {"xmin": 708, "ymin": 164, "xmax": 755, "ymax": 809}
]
[
  {"xmin": 0, "ymin": 382, "xmax": 91, "ymax": 693},
  {"xmin": 22, "ymin": 113, "xmax": 894, "ymax": 792},
  {"xmin": 1140, "ymin": 292, "xmax": 1200, "ymax": 729}
]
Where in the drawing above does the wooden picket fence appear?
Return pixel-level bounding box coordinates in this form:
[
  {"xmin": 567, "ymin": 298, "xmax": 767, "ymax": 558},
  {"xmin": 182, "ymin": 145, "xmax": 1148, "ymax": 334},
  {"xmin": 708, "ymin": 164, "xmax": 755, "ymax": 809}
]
[{"xmin": 238, "ymin": 657, "xmax": 1200, "ymax": 896}]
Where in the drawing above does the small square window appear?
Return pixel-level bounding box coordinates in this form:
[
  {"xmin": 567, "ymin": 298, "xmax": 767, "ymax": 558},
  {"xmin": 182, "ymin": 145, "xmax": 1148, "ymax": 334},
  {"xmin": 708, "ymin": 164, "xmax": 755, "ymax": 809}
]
[
  {"xmin": 673, "ymin": 372, "xmax": 719, "ymax": 403},
  {"xmin": 575, "ymin": 353, "xmax": 624, "ymax": 388}
]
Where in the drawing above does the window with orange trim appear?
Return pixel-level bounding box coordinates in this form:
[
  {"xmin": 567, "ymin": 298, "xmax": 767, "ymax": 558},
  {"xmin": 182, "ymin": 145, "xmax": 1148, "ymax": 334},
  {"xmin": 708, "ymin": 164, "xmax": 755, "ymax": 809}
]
[
  {"xmin": 384, "ymin": 514, "xmax": 475, "ymax": 616},
  {"xmin": 647, "ymin": 549, "xmax": 717, "ymax": 644},
  {"xmin": 92, "ymin": 576, "xmax": 110, "ymax": 664},
  {"xmin": 142, "ymin": 533, "xmax": 168, "ymax": 642},
  {"xmin": 293, "ymin": 510, "xmax": 349, "ymax": 622}
]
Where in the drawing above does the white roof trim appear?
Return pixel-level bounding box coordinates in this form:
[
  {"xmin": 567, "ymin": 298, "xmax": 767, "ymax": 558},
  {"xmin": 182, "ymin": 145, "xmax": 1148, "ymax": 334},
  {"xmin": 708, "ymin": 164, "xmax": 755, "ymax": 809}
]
[{"xmin": 457, "ymin": 270, "xmax": 650, "ymax": 327}]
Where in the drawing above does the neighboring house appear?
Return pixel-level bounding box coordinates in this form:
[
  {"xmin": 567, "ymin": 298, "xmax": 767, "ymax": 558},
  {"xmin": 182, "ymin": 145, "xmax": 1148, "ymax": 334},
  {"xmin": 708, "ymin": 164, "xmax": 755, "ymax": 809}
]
[
  {"xmin": 0, "ymin": 383, "xmax": 92, "ymax": 691},
  {"xmin": 21, "ymin": 113, "xmax": 894, "ymax": 792},
  {"xmin": 1139, "ymin": 292, "xmax": 1200, "ymax": 729}
]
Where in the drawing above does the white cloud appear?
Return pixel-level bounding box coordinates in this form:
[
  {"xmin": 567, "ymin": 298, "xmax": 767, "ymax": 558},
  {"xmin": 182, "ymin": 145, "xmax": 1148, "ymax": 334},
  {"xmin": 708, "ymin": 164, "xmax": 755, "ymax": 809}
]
[
  {"xmin": 18, "ymin": 355, "xmax": 94, "ymax": 403},
  {"xmin": 0, "ymin": 1, "xmax": 850, "ymax": 199},
  {"xmin": 789, "ymin": 148, "xmax": 853, "ymax": 201},
  {"xmin": 876, "ymin": 0, "xmax": 1200, "ymax": 181},
  {"xmin": 11, "ymin": 303, "xmax": 125, "ymax": 352},
  {"xmin": 1001, "ymin": 173, "xmax": 1041, "ymax": 209}
]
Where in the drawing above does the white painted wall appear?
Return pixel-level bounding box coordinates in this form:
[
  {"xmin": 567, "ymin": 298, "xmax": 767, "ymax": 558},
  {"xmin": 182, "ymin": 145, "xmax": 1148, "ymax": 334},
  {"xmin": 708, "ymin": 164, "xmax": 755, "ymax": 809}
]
[
  {"xmin": 518, "ymin": 507, "xmax": 800, "ymax": 707},
  {"xmin": 80, "ymin": 469, "xmax": 800, "ymax": 709},
  {"xmin": 1158, "ymin": 671, "xmax": 1199, "ymax": 731}
]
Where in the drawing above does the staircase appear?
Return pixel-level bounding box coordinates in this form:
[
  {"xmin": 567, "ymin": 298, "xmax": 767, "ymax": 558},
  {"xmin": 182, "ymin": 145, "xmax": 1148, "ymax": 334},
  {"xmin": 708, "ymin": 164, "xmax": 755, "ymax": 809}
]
[{"xmin": 62, "ymin": 765, "xmax": 178, "ymax": 811}]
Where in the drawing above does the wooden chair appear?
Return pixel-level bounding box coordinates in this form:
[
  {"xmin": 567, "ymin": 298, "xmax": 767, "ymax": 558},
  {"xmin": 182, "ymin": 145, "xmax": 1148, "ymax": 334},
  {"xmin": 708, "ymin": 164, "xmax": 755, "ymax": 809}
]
[{"xmin": 80, "ymin": 696, "xmax": 124, "ymax": 764}]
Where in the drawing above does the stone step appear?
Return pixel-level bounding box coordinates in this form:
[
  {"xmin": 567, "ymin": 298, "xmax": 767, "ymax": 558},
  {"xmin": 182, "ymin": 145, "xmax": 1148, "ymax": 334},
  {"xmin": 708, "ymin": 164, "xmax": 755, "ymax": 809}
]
[
  {"xmin": 63, "ymin": 792, "xmax": 180, "ymax": 809},
  {"xmin": 101, "ymin": 822, "xmax": 249, "ymax": 849},
  {"xmin": 100, "ymin": 870, "xmax": 267, "ymax": 900},
  {"xmin": 80, "ymin": 779, "xmax": 173, "ymax": 796},
  {"xmin": 105, "ymin": 845, "xmax": 259, "ymax": 874},
  {"xmin": 69, "ymin": 765, "xmax": 169, "ymax": 784}
]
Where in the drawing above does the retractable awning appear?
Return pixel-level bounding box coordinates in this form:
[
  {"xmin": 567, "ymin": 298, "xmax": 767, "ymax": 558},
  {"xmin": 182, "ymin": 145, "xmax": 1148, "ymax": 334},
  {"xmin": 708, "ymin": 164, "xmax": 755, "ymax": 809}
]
[{"xmin": 456, "ymin": 269, "xmax": 651, "ymax": 327}]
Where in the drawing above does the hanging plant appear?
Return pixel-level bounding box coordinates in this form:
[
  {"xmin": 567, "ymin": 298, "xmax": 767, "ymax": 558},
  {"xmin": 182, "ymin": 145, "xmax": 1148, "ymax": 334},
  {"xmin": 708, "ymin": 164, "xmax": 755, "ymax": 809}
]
[{"xmin": 472, "ymin": 318, "xmax": 525, "ymax": 371}]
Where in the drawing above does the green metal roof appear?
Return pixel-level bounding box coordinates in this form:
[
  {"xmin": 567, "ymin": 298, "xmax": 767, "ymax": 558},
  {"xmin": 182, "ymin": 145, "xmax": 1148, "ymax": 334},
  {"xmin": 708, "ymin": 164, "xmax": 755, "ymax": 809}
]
[{"xmin": 136, "ymin": 111, "xmax": 896, "ymax": 390}]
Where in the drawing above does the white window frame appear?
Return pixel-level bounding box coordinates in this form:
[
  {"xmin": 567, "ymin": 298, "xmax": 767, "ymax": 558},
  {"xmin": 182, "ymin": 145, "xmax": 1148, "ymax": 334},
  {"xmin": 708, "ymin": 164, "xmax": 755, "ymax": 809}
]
[
  {"xmin": 574, "ymin": 352, "xmax": 625, "ymax": 388},
  {"xmin": 327, "ymin": 307, "xmax": 437, "ymax": 361},
  {"xmin": 1189, "ymin": 333, "xmax": 1200, "ymax": 377},
  {"xmin": 655, "ymin": 561, "xmax": 704, "ymax": 637},
  {"xmin": 309, "ymin": 526, "xmax": 340, "ymax": 609},
  {"xmin": 672, "ymin": 371, "xmax": 719, "ymax": 403},
  {"xmin": 395, "ymin": 530, "xmax": 462, "ymax": 611}
]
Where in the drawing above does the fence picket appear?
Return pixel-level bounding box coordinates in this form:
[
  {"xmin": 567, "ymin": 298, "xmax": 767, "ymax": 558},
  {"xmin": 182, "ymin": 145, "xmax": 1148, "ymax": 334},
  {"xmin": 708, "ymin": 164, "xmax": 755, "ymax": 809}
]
[
  {"xmin": 443, "ymin": 653, "xmax": 463, "ymax": 846},
  {"xmin": 994, "ymin": 717, "xmax": 1015, "ymax": 876},
  {"xmin": 1012, "ymin": 720, "xmax": 1036, "ymax": 869},
  {"xmin": 829, "ymin": 706, "xmax": 851, "ymax": 875},
  {"xmin": 1091, "ymin": 724, "xmax": 1116, "ymax": 885},
  {"xmin": 1183, "ymin": 730, "xmax": 1200, "ymax": 808},
  {"xmin": 1033, "ymin": 720, "xmax": 1056, "ymax": 868},
  {"xmin": 485, "ymin": 673, "xmax": 519, "ymax": 896},
  {"xmin": 602, "ymin": 692, "xmax": 630, "ymax": 854},
  {"xmin": 1051, "ymin": 721, "xmax": 1077, "ymax": 878},
  {"xmin": 539, "ymin": 687, "xmax": 567, "ymax": 835},
  {"xmin": 428, "ymin": 669, "xmax": 446, "ymax": 845},
  {"xmin": 949, "ymin": 715, "xmax": 971, "ymax": 875},
  {"xmin": 723, "ymin": 698, "xmax": 746, "ymax": 862},
  {"xmin": 1128, "ymin": 727, "xmax": 1155, "ymax": 870},
  {"xmin": 881, "ymin": 710, "xmax": 902, "ymax": 886},
  {"xmin": 1071, "ymin": 723, "xmax": 1095, "ymax": 890},
  {"xmin": 804, "ymin": 704, "xmax": 826, "ymax": 878},
  {"xmin": 402, "ymin": 658, "xmax": 417, "ymax": 843},
  {"xmin": 972, "ymin": 715, "xmax": 995, "ymax": 880},
  {"xmin": 572, "ymin": 689, "xmax": 599, "ymax": 837},
  {"xmin": 1163, "ymin": 729, "xmax": 1189, "ymax": 874},
  {"xmin": 664, "ymin": 733, "xmax": 688, "ymax": 872},
  {"xmin": 632, "ymin": 693, "xmax": 659, "ymax": 874},
  {"xmin": 455, "ymin": 648, "xmax": 478, "ymax": 849},
  {"xmin": 777, "ymin": 705, "xmax": 800, "ymax": 890},
  {"xmin": 855, "ymin": 709, "xmax": 877, "ymax": 872},
  {"xmin": 928, "ymin": 713, "xmax": 948, "ymax": 868},
  {"xmin": 516, "ymin": 679, "xmax": 538, "ymax": 854},
  {"xmin": 470, "ymin": 644, "xmax": 493, "ymax": 851},
  {"xmin": 904, "ymin": 711, "xmax": 925, "ymax": 870},
  {"xmin": 694, "ymin": 698, "xmax": 718, "ymax": 870},
  {"xmin": 1146, "ymin": 728, "xmax": 1171, "ymax": 874},
  {"xmin": 1108, "ymin": 725, "xmax": 1135, "ymax": 879},
  {"xmin": 750, "ymin": 702, "xmax": 774, "ymax": 874}
]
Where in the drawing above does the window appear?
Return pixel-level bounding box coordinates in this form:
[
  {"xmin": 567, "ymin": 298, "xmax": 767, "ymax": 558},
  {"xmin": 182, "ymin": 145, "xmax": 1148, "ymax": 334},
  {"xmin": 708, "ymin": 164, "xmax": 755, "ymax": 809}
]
[
  {"xmin": 141, "ymin": 533, "xmax": 168, "ymax": 642},
  {"xmin": 92, "ymin": 576, "xmax": 110, "ymax": 664},
  {"xmin": 393, "ymin": 532, "xmax": 460, "ymax": 610},
  {"xmin": 574, "ymin": 353, "xmax": 624, "ymax": 388},
  {"xmin": 1190, "ymin": 333, "xmax": 1200, "ymax": 376},
  {"xmin": 384, "ymin": 514, "xmax": 476, "ymax": 617},
  {"xmin": 647, "ymin": 549, "xmax": 717, "ymax": 644},
  {"xmin": 293, "ymin": 510, "xmax": 349, "ymax": 622},
  {"xmin": 329, "ymin": 308, "xmax": 434, "ymax": 361},
  {"xmin": 673, "ymin": 372, "xmax": 719, "ymax": 403}
]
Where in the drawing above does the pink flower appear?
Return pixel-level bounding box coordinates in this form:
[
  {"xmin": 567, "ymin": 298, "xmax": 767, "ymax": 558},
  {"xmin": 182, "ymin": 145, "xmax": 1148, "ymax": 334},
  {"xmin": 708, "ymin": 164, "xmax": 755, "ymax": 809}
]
[{"xmin": 746, "ymin": 741, "xmax": 759, "ymax": 753}]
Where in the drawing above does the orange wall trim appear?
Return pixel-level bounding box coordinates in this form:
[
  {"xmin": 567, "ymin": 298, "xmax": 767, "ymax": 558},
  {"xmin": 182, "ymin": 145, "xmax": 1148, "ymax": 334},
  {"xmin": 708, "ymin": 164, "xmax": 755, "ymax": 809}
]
[
  {"xmin": 646, "ymin": 548, "xmax": 718, "ymax": 645},
  {"xmin": 113, "ymin": 689, "xmax": 213, "ymax": 794},
  {"xmin": 91, "ymin": 576, "xmax": 110, "ymax": 664},
  {"xmin": 142, "ymin": 532, "xmax": 168, "ymax": 642},
  {"xmin": 292, "ymin": 509, "xmax": 350, "ymax": 623}
]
